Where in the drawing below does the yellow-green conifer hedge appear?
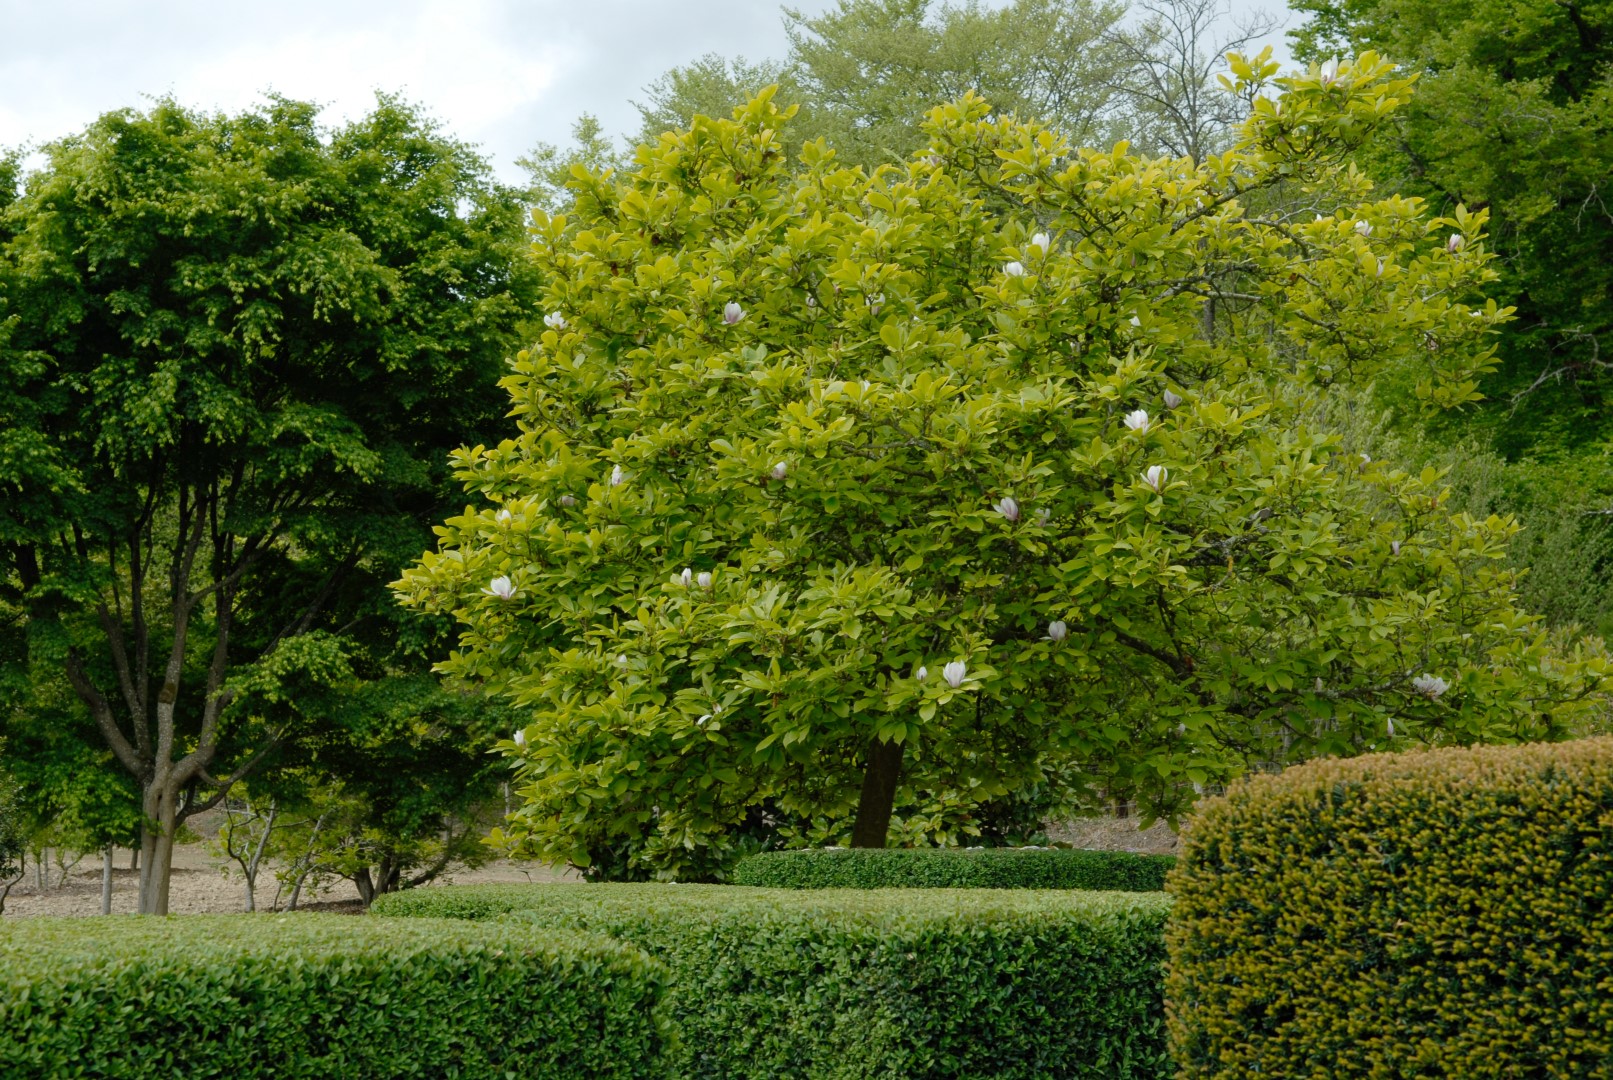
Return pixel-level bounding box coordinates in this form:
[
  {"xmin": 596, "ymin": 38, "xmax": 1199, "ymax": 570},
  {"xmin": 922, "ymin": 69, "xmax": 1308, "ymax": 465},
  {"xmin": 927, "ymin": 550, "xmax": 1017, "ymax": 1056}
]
[{"xmin": 1166, "ymin": 737, "xmax": 1613, "ymax": 1078}]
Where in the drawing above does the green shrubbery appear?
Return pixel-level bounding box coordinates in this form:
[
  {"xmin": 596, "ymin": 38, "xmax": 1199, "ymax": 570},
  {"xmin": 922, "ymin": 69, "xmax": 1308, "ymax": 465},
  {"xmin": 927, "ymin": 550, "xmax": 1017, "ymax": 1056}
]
[
  {"xmin": 376, "ymin": 883, "xmax": 1172, "ymax": 1079},
  {"xmin": 1167, "ymin": 736, "xmax": 1613, "ymax": 1078},
  {"xmin": 732, "ymin": 846, "xmax": 1173, "ymax": 891},
  {"xmin": 0, "ymin": 915, "xmax": 670, "ymax": 1079}
]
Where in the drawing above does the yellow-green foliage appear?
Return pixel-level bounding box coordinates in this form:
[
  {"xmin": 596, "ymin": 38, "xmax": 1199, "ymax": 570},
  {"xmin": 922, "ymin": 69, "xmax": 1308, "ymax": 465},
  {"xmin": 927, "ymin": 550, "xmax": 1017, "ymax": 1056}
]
[{"xmin": 1166, "ymin": 737, "xmax": 1613, "ymax": 1078}]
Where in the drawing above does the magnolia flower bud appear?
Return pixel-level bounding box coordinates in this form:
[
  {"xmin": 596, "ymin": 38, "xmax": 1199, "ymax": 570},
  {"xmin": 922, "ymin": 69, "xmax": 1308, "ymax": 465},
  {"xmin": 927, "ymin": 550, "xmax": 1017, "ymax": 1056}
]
[
  {"xmin": 679, "ymin": 568, "xmax": 693, "ymax": 587},
  {"xmin": 1354, "ymin": 220, "xmax": 1372, "ymax": 237},
  {"xmin": 1163, "ymin": 389, "xmax": 1184, "ymax": 409},
  {"xmin": 1029, "ymin": 232, "xmax": 1051, "ymax": 256},
  {"xmin": 513, "ymin": 729, "xmax": 526, "ymax": 747},
  {"xmin": 943, "ymin": 661, "xmax": 967, "ymax": 688},
  {"xmin": 1446, "ymin": 233, "xmax": 1465, "ymax": 254},
  {"xmin": 697, "ymin": 713, "xmax": 712, "ymax": 726},
  {"xmin": 616, "ymin": 654, "xmax": 628, "ymax": 666},
  {"xmin": 1035, "ymin": 507, "xmax": 1051, "ymax": 527},
  {"xmin": 915, "ymin": 666, "xmax": 928, "ymax": 681},
  {"xmin": 1411, "ymin": 673, "xmax": 1448, "ymax": 699},
  {"xmin": 1391, "ymin": 539, "xmax": 1402, "ymax": 556},
  {"xmin": 697, "ymin": 571, "xmax": 712, "ymax": 589},
  {"xmin": 771, "ymin": 462, "xmax": 788, "ymax": 481},
  {"xmin": 610, "ymin": 464, "xmax": 625, "ymax": 487},
  {"xmin": 723, "ymin": 301, "xmax": 745, "ymax": 324},
  {"xmin": 496, "ymin": 508, "xmax": 512, "ymax": 522},
  {"xmin": 544, "ymin": 311, "xmax": 568, "ymax": 330},
  {"xmin": 1386, "ymin": 715, "xmax": 1396, "ymax": 737},
  {"xmin": 806, "ymin": 295, "xmax": 817, "ymax": 308},
  {"xmin": 482, "ymin": 575, "xmax": 516, "ymax": 600},
  {"xmin": 1376, "ymin": 258, "xmax": 1386, "ymax": 278},
  {"xmin": 994, "ymin": 496, "xmax": 1021, "ymax": 523},
  {"xmin": 558, "ymin": 494, "xmax": 578, "ymax": 508},
  {"xmin": 1320, "ymin": 57, "xmax": 1340, "ymax": 85},
  {"xmin": 1129, "ymin": 315, "xmax": 1142, "ymax": 327},
  {"xmin": 1360, "ymin": 452, "xmax": 1371, "ymax": 464},
  {"xmin": 1003, "ymin": 261, "xmax": 1025, "ymax": 278},
  {"xmin": 1046, "ymin": 620, "xmax": 1068, "ymax": 643},
  {"xmin": 1123, "ymin": 409, "xmax": 1150, "ymax": 434},
  {"xmin": 1142, "ymin": 465, "xmax": 1168, "ymax": 492}
]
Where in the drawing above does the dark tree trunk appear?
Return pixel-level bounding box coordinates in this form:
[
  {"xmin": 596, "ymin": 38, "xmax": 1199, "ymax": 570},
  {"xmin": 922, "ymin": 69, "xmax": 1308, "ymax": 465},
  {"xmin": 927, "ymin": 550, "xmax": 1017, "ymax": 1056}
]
[{"xmin": 850, "ymin": 737, "xmax": 905, "ymax": 849}]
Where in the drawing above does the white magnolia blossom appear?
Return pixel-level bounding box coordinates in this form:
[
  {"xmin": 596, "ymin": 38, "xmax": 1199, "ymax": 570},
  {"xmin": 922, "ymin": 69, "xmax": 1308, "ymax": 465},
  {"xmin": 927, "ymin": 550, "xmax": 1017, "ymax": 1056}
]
[
  {"xmin": 677, "ymin": 568, "xmax": 693, "ymax": 587},
  {"xmin": 994, "ymin": 496, "xmax": 1021, "ymax": 523},
  {"xmin": 558, "ymin": 493, "xmax": 578, "ymax": 508},
  {"xmin": 942, "ymin": 661, "xmax": 968, "ymax": 688},
  {"xmin": 696, "ymin": 571, "xmax": 712, "ymax": 589},
  {"xmin": 1035, "ymin": 507, "xmax": 1052, "ymax": 527},
  {"xmin": 771, "ymin": 462, "xmax": 788, "ymax": 481},
  {"xmin": 482, "ymin": 575, "xmax": 516, "ymax": 600},
  {"xmin": 1320, "ymin": 57, "xmax": 1340, "ymax": 85},
  {"xmin": 723, "ymin": 301, "xmax": 745, "ymax": 324},
  {"xmin": 915, "ymin": 666, "xmax": 928, "ymax": 682},
  {"xmin": 1412, "ymin": 673, "xmax": 1449, "ymax": 699},
  {"xmin": 1029, "ymin": 232, "xmax": 1051, "ymax": 256},
  {"xmin": 866, "ymin": 293, "xmax": 884, "ymax": 315},
  {"xmin": 1142, "ymin": 465, "xmax": 1169, "ymax": 492},
  {"xmin": 1446, "ymin": 233, "xmax": 1465, "ymax": 254},
  {"xmin": 1376, "ymin": 258, "xmax": 1387, "ymax": 278},
  {"xmin": 1046, "ymin": 620, "xmax": 1068, "ymax": 643},
  {"xmin": 1387, "ymin": 715, "xmax": 1396, "ymax": 737},
  {"xmin": 544, "ymin": 311, "xmax": 568, "ymax": 330},
  {"xmin": 610, "ymin": 464, "xmax": 626, "ymax": 487},
  {"xmin": 1163, "ymin": 389, "xmax": 1184, "ymax": 409},
  {"xmin": 1129, "ymin": 315, "xmax": 1142, "ymax": 327},
  {"xmin": 496, "ymin": 508, "xmax": 512, "ymax": 522},
  {"xmin": 1003, "ymin": 261, "xmax": 1025, "ymax": 278},
  {"xmin": 1391, "ymin": 539, "xmax": 1402, "ymax": 556},
  {"xmin": 1354, "ymin": 220, "xmax": 1372, "ymax": 237},
  {"xmin": 1123, "ymin": 409, "xmax": 1150, "ymax": 433},
  {"xmin": 1360, "ymin": 452, "xmax": 1372, "ymax": 464},
  {"xmin": 806, "ymin": 295, "xmax": 817, "ymax": 308},
  {"xmin": 513, "ymin": 729, "xmax": 526, "ymax": 747}
]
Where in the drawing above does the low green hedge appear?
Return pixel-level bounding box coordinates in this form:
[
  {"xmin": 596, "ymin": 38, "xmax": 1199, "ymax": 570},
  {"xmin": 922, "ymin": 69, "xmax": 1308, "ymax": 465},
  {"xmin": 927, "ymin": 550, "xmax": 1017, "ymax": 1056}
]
[
  {"xmin": 0, "ymin": 914, "xmax": 670, "ymax": 1079},
  {"xmin": 375, "ymin": 883, "xmax": 1172, "ymax": 1080},
  {"xmin": 731, "ymin": 846, "xmax": 1175, "ymax": 891},
  {"xmin": 1167, "ymin": 737, "xmax": 1613, "ymax": 1079}
]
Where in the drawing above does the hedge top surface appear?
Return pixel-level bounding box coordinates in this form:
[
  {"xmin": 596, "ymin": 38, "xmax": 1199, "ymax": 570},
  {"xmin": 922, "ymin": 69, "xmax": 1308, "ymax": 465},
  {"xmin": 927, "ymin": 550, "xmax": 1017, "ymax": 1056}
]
[
  {"xmin": 1167, "ymin": 736, "xmax": 1613, "ymax": 1080},
  {"xmin": 372, "ymin": 881, "xmax": 1174, "ymax": 926},
  {"xmin": 731, "ymin": 846, "xmax": 1174, "ymax": 890}
]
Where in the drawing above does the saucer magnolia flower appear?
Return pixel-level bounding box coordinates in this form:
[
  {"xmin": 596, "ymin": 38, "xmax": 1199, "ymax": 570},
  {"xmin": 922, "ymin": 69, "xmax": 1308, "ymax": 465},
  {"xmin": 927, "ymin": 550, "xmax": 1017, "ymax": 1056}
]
[
  {"xmin": 1386, "ymin": 716, "xmax": 1396, "ymax": 737},
  {"xmin": 482, "ymin": 575, "xmax": 516, "ymax": 600},
  {"xmin": 1446, "ymin": 233, "xmax": 1465, "ymax": 254},
  {"xmin": 513, "ymin": 729, "xmax": 526, "ymax": 747},
  {"xmin": 866, "ymin": 293, "xmax": 884, "ymax": 315},
  {"xmin": 1412, "ymin": 673, "xmax": 1449, "ymax": 699},
  {"xmin": 544, "ymin": 311, "xmax": 567, "ymax": 330},
  {"xmin": 558, "ymin": 494, "xmax": 577, "ymax": 508},
  {"xmin": 1003, "ymin": 261, "xmax": 1025, "ymax": 278},
  {"xmin": 1123, "ymin": 409, "xmax": 1150, "ymax": 434},
  {"xmin": 495, "ymin": 508, "xmax": 512, "ymax": 522},
  {"xmin": 1035, "ymin": 507, "xmax": 1051, "ymax": 527},
  {"xmin": 1129, "ymin": 315, "xmax": 1142, "ymax": 327},
  {"xmin": 1046, "ymin": 620, "xmax": 1068, "ymax": 643},
  {"xmin": 610, "ymin": 464, "xmax": 625, "ymax": 487},
  {"xmin": 1029, "ymin": 232, "xmax": 1050, "ymax": 256},
  {"xmin": 942, "ymin": 661, "xmax": 968, "ymax": 688},
  {"xmin": 1320, "ymin": 57, "xmax": 1340, "ymax": 85},
  {"xmin": 723, "ymin": 301, "xmax": 745, "ymax": 324},
  {"xmin": 1391, "ymin": 540, "xmax": 1402, "ymax": 556},
  {"xmin": 1163, "ymin": 389, "xmax": 1183, "ymax": 409},
  {"xmin": 1142, "ymin": 465, "xmax": 1168, "ymax": 492},
  {"xmin": 994, "ymin": 496, "xmax": 1021, "ymax": 523},
  {"xmin": 915, "ymin": 666, "xmax": 928, "ymax": 681},
  {"xmin": 677, "ymin": 568, "xmax": 693, "ymax": 587},
  {"xmin": 770, "ymin": 462, "xmax": 788, "ymax": 481},
  {"xmin": 696, "ymin": 571, "xmax": 712, "ymax": 588},
  {"xmin": 1354, "ymin": 220, "xmax": 1372, "ymax": 237}
]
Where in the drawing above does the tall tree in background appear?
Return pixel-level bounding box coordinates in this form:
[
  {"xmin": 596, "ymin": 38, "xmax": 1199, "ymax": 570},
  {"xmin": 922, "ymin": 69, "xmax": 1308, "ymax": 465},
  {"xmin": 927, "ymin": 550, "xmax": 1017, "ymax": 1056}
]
[{"xmin": 0, "ymin": 95, "xmax": 535, "ymax": 913}]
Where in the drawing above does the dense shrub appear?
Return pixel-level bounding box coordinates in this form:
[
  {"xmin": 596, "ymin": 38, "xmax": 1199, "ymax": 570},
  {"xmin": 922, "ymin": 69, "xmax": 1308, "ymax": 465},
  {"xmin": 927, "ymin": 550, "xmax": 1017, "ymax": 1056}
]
[
  {"xmin": 0, "ymin": 915, "xmax": 670, "ymax": 1079},
  {"xmin": 732, "ymin": 846, "xmax": 1174, "ymax": 891},
  {"xmin": 376, "ymin": 883, "xmax": 1172, "ymax": 1079},
  {"xmin": 1167, "ymin": 737, "xmax": 1613, "ymax": 1079}
]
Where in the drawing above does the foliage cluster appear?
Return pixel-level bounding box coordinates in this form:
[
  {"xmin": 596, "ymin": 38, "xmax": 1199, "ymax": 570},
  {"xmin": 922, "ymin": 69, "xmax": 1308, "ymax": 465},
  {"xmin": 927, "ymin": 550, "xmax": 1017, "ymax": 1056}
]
[
  {"xmin": 0, "ymin": 747, "xmax": 23, "ymax": 895},
  {"xmin": 731, "ymin": 845, "xmax": 1173, "ymax": 890},
  {"xmin": 400, "ymin": 58, "xmax": 1610, "ymax": 878},
  {"xmin": 0, "ymin": 914, "xmax": 670, "ymax": 1079},
  {"xmin": 374, "ymin": 882, "xmax": 1173, "ymax": 1080},
  {"xmin": 1167, "ymin": 735, "xmax": 1613, "ymax": 1078}
]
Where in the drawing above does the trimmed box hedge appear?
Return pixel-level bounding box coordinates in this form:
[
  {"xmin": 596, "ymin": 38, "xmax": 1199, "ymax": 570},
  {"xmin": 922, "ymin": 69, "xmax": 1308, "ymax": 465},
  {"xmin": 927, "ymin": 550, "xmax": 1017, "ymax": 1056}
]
[
  {"xmin": 375, "ymin": 883, "xmax": 1172, "ymax": 1079},
  {"xmin": 0, "ymin": 914, "xmax": 670, "ymax": 1079},
  {"xmin": 1167, "ymin": 737, "xmax": 1613, "ymax": 1079},
  {"xmin": 731, "ymin": 846, "xmax": 1175, "ymax": 891}
]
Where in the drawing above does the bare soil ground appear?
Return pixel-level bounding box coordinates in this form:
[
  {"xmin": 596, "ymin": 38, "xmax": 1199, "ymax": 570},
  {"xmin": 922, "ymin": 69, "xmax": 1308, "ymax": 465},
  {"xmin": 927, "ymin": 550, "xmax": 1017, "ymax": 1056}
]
[
  {"xmin": 1047, "ymin": 815, "xmax": 1181, "ymax": 855},
  {"xmin": 1, "ymin": 845, "xmax": 574, "ymax": 919}
]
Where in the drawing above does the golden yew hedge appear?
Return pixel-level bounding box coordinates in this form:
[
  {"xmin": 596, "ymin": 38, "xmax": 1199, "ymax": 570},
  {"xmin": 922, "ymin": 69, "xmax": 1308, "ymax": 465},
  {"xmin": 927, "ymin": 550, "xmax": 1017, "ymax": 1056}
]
[{"xmin": 1167, "ymin": 737, "xmax": 1613, "ymax": 1079}]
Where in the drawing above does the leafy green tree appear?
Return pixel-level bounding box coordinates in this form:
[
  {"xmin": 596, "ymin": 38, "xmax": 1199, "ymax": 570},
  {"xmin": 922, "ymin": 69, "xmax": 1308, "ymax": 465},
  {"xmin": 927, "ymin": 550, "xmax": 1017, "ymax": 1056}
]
[
  {"xmin": 399, "ymin": 63, "xmax": 1611, "ymax": 879},
  {"xmin": 1290, "ymin": 0, "xmax": 1613, "ymax": 460},
  {"xmin": 0, "ymin": 95, "xmax": 536, "ymax": 914},
  {"xmin": 0, "ymin": 744, "xmax": 23, "ymax": 912},
  {"xmin": 517, "ymin": 113, "xmax": 631, "ymax": 214}
]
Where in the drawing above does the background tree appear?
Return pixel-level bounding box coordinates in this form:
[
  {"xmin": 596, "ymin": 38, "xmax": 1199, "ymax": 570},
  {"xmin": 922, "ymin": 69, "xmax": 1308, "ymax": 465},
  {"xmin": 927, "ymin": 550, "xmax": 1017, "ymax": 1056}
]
[
  {"xmin": 399, "ymin": 62, "xmax": 1610, "ymax": 880},
  {"xmin": 0, "ymin": 94, "xmax": 536, "ymax": 914},
  {"xmin": 0, "ymin": 744, "xmax": 23, "ymax": 913}
]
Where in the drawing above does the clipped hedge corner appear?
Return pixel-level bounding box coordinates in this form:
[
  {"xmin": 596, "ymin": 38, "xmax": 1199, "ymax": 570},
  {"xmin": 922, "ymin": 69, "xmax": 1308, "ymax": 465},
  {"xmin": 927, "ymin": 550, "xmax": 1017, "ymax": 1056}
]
[
  {"xmin": 731, "ymin": 846, "xmax": 1174, "ymax": 891},
  {"xmin": 0, "ymin": 914, "xmax": 670, "ymax": 1079},
  {"xmin": 1167, "ymin": 737, "xmax": 1613, "ymax": 1079},
  {"xmin": 376, "ymin": 883, "xmax": 1172, "ymax": 1080}
]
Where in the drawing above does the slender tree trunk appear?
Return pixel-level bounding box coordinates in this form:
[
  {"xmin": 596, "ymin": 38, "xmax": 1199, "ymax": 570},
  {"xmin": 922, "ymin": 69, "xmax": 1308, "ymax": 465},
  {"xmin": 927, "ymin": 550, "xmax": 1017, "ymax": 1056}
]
[
  {"xmin": 138, "ymin": 781, "xmax": 180, "ymax": 915},
  {"xmin": 129, "ymin": 846, "xmax": 139, "ymax": 872},
  {"xmin": 850, "ymin": 737, "xmax": 905, "ymax": 849},
  {"xmin": 101, "ymin": 847, "xmax": 115, "ymax": 914}
]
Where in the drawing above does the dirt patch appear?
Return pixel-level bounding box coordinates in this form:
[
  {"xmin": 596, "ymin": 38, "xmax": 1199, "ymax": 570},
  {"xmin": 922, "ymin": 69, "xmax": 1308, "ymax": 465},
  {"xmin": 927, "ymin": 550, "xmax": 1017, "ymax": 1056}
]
[
  {"xmin": 2, "ymin": 845, "xmax": 575, "ymax": 919},
  {"xmin": 1048, "ymin": 815, "xmax": 1181, "ymax": 855}
]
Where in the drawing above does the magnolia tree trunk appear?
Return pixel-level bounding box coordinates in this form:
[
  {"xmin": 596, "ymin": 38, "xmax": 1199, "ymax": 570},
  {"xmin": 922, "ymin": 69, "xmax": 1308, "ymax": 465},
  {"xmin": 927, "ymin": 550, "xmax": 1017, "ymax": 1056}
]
[
  {"xmin": 850, "ymin": 738, "xmax": 905, "ymax": 848},
  {"xmin": 100, "ymin": 847, "xmax": 114, "ymax": 915}
]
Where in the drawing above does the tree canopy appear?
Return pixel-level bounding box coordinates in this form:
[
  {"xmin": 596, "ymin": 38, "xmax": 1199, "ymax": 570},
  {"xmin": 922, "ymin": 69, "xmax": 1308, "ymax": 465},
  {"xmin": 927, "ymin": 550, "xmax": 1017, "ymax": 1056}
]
[{"xmin": 398, "ymin": 56, "xmax": 1611, "ymax": 880}]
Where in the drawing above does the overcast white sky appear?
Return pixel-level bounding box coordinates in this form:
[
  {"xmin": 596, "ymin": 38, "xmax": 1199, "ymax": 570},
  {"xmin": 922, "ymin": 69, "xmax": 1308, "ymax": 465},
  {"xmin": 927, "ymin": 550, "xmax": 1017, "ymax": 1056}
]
[{"xmin": 0, "ymin": 0, "xmax": 1289, "ymax": 186}]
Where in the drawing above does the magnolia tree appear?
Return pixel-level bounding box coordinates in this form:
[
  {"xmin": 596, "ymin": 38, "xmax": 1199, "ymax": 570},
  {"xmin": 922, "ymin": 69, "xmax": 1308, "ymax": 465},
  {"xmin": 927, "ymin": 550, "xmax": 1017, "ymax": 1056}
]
[{"xmin": 398, "ymin": 54, "xmax": 1611, "ymax": 877}]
